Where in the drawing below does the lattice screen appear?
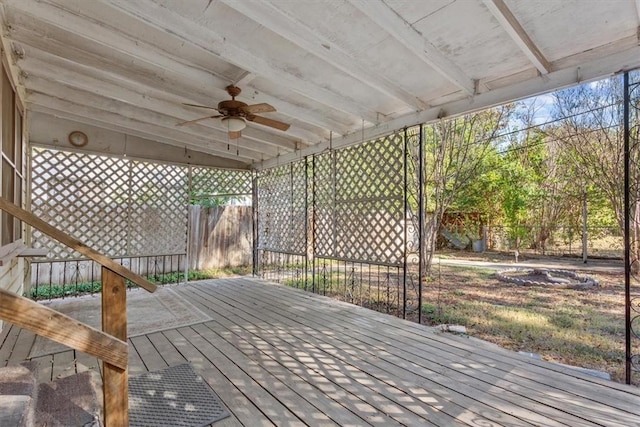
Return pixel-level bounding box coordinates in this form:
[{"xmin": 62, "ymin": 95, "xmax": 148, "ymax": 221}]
[
  {"xmin": 31, "ymin": 148, "xmax": 250, "ymax": 259},
  {"xmin": 257, "ymin": 163, "xmax": 306, "ymax": 254},
  {"xmin": 31, "ymin": 149, "xmax": 131, "ymax": 258},
  {"xmin": 127, "ymin": 161, "xmax": 188, "ymax": 255},
  {"xmin": 314, "ymin": 134, "xmax": 405, "ymax": 265},
  {"xmin": 191, "ymin": 167, "xmax": 252, "ymax": 198},
  {"xmin": 313, "ymin": 152, "xmax": 335, "ymax": 259}
]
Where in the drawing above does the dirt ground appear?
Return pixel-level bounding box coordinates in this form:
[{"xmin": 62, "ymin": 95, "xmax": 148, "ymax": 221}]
[{"xmin": 424, "ymin": 250, "xmax": 637, "ymax": 385}]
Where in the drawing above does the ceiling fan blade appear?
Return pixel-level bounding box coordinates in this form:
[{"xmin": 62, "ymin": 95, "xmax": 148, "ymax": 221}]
[
  {"xmin": 247, "ymin": 114, "xmax": 290, "ymax": 131},
  {"xmin": 175, "ymin": 115, "xmax": 222, "ymax": 127},
  {"xmin": 182, "ymin": 102, "xmax": 220, "ymax": 111},
  {"xmin": 229, "ymin": 131, "xmax": 242, "ymax": 139},
  {"xmin": 240, "ymin": 103, "xmax": 276, "ymax": 114}
]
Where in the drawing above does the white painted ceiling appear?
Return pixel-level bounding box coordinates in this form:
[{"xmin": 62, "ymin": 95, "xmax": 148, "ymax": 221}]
[{"xmin": 2, "ymin": 0, "xmax": 640, "ymax": 169}]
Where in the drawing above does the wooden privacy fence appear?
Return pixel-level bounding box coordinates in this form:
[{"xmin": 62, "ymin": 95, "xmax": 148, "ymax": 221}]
[{"xmin": 188, "ymin": 205, "xmax": 252, "ymax": 270}]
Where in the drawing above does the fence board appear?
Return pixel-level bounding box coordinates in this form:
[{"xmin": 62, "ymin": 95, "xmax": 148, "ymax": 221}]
[{"xmin": 188, "ymin": 205, "xmax": 252, "ymax": 270}]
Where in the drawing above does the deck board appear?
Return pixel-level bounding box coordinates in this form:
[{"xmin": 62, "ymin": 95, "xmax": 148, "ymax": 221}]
[
  {"xmin": 75, "ymin": 349, "xmax": 101, "ymax": 376},
  {"xmin": 162, "ymin": 328, "xmax": 269, "ymax": 427},
  {"xmin": 192, "ymin": 282, "xmax": 566, "ymax": 427},
  {"xmin": 188, "ymin": 280, "xmax": 581, "ymax": 427},
  {"xmin": 0, "ymin": 323, "xmax": 19, "ymax": 367},
  {"xmin": 182, "ymin": 284, "xmax": 488, "ymax": 426},
  {"xmin": 1, "ymin": 277, "xmax": 639, "ymax": 427},
  {"xmin": 51, "ymin": 350, "xmax": 76, "ymax": 380},
  {"xmin": 208, "ymin": 279, "xmax": 629, "ymax": 425},
  {"xmin": 234, "ymin": 279, "xmax": 640, "ymax": 411}
]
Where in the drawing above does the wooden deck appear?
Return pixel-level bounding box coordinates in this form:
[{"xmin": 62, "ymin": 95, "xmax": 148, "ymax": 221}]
[{"xmin": 1, "ymin": 277, "xmax": 640, "ymax": 426}]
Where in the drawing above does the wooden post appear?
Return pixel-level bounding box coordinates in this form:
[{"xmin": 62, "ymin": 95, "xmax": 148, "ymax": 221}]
[{"xmin": 102, "ymin": 267, "xmax": 128, "ymax": 427}]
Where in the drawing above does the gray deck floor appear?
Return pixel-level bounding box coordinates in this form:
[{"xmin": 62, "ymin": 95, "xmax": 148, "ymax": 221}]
[{"xmin": 1, "ymin": 277, "xmax": 640, "ymax": 426}]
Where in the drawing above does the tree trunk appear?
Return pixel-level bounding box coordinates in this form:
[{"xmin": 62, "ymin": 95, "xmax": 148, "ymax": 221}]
[{"xmin": 421, "ymin": 211, "xmax": 443, "ymax": 276}]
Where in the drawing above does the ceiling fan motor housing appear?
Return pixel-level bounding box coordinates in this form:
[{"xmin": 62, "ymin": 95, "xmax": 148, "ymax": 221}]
[{"xmin": 218, "ymin": 99, "xmax": 249, "ymax": 117}]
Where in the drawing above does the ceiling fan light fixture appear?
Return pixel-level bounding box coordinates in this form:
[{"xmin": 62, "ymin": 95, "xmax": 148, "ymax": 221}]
[{"xmin": 222, "ymin": 116, "xmax": 246, "ymax": 132}]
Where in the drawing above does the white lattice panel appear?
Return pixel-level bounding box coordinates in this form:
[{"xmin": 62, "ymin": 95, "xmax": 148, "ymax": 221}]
[
  {"xmin": 257, "ymin": 163, "xmax": 306, "ymax": 254},
  {"xmin": 128, "ymin": 161, "xmax": 188, "ymax": 255},
  {"xmin": 312, "ymin": 134, "xmax": 405, "ymax": 264},
  {"xmin": 191, "ymin": 167, "xmax": 252, "ymax": 198},
  {"xmin": 31, "ymin": 148, "xmax": 191, "ymax": 259},
  {"xmin": 31, "ymin": 148, "xmax": 130, "ymax": 258}
]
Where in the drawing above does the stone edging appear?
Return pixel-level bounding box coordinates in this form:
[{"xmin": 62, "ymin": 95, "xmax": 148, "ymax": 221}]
[{"xmin": 495, "ymin": 268, "xmax": 599, "ymax": 288}]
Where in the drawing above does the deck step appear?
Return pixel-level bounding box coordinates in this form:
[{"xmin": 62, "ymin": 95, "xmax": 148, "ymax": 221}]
[
  {"xmin": 35, "ymin": 370, "xmax": 102, "ymax": 427},
  {"xmin": 0, "ymin": 362, "xmax": 38, "ymax": 427}
]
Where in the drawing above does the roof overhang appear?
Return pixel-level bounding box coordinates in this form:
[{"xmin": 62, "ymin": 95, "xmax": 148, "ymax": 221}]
[{"xmin": 2, "ymin": 0, "xmax": 638, "ymax": 169}]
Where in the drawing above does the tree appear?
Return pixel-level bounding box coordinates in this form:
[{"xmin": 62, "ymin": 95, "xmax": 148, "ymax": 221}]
[
  {"xmin": 498, "ymin": 101, "xmax": 579, "ymax": 253},
  {"xmin": 416, "ymin": 106, "xmax": 513, "ymax": 274},
  {"xmin": 544, "ymin": 75, "xmax": 640, "ymax": 258}
]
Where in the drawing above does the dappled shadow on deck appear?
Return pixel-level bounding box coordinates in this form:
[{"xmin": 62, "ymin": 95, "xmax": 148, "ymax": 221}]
[{"xmin": 2, "ymin": 277, "xmax": 640, "ymax": 426}]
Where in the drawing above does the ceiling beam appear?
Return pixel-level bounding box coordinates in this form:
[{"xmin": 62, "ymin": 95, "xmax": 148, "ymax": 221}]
[
  {"xmin": 0, "ymin": 6, "xmax": 27, "ymax": 107},
  {"xmin": 25, "ymin": 78, "xmax": 280, "ymax": 159},
  {"xmin": 4, "ymin": 1, "xmax": 351, "ymax": 136},
  {"xmin": 347, "ymin": 0, "xmax": 475, "ymax": 95},
  {"xmin": 220, "ymin": 0, "xmax": 429, "ymax": 111},
  {"xmin": 20, "ymin": 44, "xmax": 332, "ymax": 145},
  {"xmin": 483, "ymin": 0, "xmax": 551, "ymax": 74},
  {"xmin": 28, "ymin": 92, "xmax": 264, "ymax": 162},
  {"xmin": 258, "ymin": 43, "xmax": 640, "ymax": 170},
  {"xmin": 19, "ymin": 54, "xmax": 299, "ymax": 152},
  {"xmin": 103, "ymin": 0, "xmax": 382, "ymax": 124},
  {"xmin": 235, "ymin": 72, "xmax": 256, "ymax": 87}
]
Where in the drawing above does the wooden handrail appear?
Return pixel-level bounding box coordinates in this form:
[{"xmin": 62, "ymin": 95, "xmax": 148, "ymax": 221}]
[
  {"xmin": 0, "ymin": 197, "xmax": 158, "ymax": 425},
  {"xmin": 0, "ymin": 198, "xmax": 157, "ymax": 293},
  {"xmin": 0, "ymin": 288, "xmax": 127, "ymax": 369}
]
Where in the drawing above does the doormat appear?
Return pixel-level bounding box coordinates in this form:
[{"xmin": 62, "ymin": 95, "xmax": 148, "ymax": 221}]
[
  {"xmin": 29, "ymin": 287, "xmax": 211, "ymax": 358},
  {"xmin": 129, "ymin": 363, "xmax": 230, "ymax": 427}
]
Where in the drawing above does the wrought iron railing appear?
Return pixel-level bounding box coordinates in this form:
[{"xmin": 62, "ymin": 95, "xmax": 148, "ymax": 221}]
[
  {"xmin": 29, "ymin": 253, "xmax": 186, "ymax": 300},
  {"xmin": 258, "ymin": 250, "xmax": 421, "ymax": 321}
]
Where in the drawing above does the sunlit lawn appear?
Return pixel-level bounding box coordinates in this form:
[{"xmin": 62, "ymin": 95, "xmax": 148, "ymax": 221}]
[{"xmin": 421, "ymin": 264, "xmax": 634, "ymax": 384}]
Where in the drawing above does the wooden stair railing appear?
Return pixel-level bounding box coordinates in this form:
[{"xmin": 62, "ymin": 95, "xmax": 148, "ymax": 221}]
[{"xmin": 0, "ymin": 198, "xmax": 157, "ymax": 427}]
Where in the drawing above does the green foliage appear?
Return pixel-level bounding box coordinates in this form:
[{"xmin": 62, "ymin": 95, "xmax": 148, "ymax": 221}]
[
  {"xmin": 191, "ymin": 195, "xmax": 242, "ymax": 207},
  {"xmin": 28, "ymin": 266, "xmax": 251, "ymax": 300}
]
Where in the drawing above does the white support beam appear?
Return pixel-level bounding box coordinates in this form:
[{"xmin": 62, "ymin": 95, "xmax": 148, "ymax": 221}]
[
  {"xmin": 235, "ymin": 71, "xmax": 256, "ymax": 87},
  {"xmin": 27, "ymin": 77, "xmax": 282, "ymax": 158},
  {"xmin": 20, "ymin": 44, "xmax": 329, "ymax": 145},
  {"xmin": 20, "ymin": 55, "xmax": 299, "ymax": 152},
  {"xmin": 483, "ymin": 0, "xmax": 551, "ymax": 74},
  {"xmin": 4, "ymin": 0, "xmax": 353, "ymax": 135},
  {"xmin": 0, "ymin": 5, "xmax": 26, "ymax": 107},
  {"xmin": 220, "ymin": 0, "xmax": 428, "ymax": 110},
  {"xmin": 347, "ymin": 0, "xmax": 475, "ymax": 95},
  {"xmin": 28, "ymin": 92, "xmax": 265, "ymax": 162},
  {"xmin": 258, "ymin": 43, "xmax": 640, "ymax": 170},
  {"xmin": 29, "ymin": 111, "xmax": 248, "ymax": 169},
  {"xmin": 102, "ymin": 0, "xmax": 382, "ymax": 123},
  {"xmin": 6, "ymin": 22, "xmax": 350, "ymax": 138}
]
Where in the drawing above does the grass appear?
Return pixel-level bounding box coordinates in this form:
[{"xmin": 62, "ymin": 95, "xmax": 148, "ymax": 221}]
[
  {"xmin": 421, "ymin": 263, "xmax": 634, "ymax": 384},
  {"xmin": 28, "ymin": 265, "xmax": 251, "ymax": 300}
]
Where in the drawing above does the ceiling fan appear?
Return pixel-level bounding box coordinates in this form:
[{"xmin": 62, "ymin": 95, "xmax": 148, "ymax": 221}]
[{"xmin": 176, "ymin": 85, "xmax": 290, "ymax": 139}]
